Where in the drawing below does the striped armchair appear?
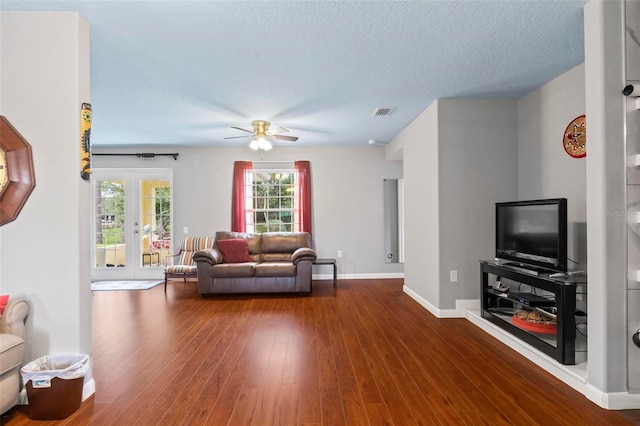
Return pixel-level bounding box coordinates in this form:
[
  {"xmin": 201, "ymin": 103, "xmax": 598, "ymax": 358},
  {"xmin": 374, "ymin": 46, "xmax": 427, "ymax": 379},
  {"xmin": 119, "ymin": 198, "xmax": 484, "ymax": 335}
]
[{"xmin": 164, "ymin": 236, "xmax": 214, "ymax": 292}]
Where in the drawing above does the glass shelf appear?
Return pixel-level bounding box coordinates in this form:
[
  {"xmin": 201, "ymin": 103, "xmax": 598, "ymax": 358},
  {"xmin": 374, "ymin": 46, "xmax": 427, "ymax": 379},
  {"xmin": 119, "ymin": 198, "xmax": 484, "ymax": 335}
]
[{"xmin": 480, "ymin": 260, "xmax": 587, "ymax": 365}]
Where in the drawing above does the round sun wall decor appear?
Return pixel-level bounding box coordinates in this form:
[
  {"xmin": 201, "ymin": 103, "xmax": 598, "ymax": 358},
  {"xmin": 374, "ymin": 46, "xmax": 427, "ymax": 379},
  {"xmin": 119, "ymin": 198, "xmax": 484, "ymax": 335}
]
[{"xmin": 563, "ymin": 115, "xmax": 586, "ymax": 158}]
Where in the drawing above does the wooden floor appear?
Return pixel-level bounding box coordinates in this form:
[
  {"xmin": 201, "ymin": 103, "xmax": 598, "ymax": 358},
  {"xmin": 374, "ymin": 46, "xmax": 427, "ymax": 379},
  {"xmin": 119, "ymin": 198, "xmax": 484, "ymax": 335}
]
[{"xmin": 3, "ymin": 279, "xmax": 639, "ymax": 425}]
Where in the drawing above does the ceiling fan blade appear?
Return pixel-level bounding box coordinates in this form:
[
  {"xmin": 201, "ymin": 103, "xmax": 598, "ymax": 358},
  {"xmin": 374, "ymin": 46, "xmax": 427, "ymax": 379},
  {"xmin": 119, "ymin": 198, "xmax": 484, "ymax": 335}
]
[
  {"xmin": 224, "ymin": 135, "xmax": 251, "ymax": 139},
  {"xmin": 230, "ymin": 126, "xmax": 254, "ymax": 134},
  {"xmin": 268, "ymin": 127, "xmax": 289, "ymax": 135},
  {"xmin": 273, "ymin": 135, "xmax": 298, "ymax": 142}
]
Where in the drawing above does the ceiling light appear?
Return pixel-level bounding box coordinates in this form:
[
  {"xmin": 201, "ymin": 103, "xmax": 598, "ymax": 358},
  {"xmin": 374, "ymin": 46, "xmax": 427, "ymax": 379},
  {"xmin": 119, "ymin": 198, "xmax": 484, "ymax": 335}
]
[
  {"xmin": 250, "ymin": 137, "xmax": 272, "ymax": 151},
  {"xmin": 260, "ymin": 138, "xmax": 273, "ymax": 151}
]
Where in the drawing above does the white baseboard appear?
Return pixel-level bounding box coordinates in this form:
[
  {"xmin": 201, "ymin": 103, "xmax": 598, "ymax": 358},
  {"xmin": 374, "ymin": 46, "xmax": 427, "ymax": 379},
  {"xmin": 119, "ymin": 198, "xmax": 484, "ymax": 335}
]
[
  {"xmin": 401, "ymin": 287, "xmax": 592, "ymax": 397},
  {"xmin": 401, "ymin": 286, "xmax": 640, "ymax": 409},
  {"xmin": 402, "ymin": 285, "xmax": 477, "ymax": 318},
  {"xmin": 17, "ymin": 388, "xmax": 27, "ymax": 405},
  {"xmin": 402, "ymin": 285, "xmax": 440, "ymax": 316},
  {"xmin": 465, "ymin": 309, "xmax": 588, "ymax": 395},
  {"xmin": 455, "ymin": 299, "xmax": 480, "ymax": 315},
  {"xmin": 312, "ymin": 272, "xmax": 404, "ymax": 280},
  {"xmin": 586, "ymin": 384, "xmax": 640, "ymax": 409},
  {"xmin": 465, "ymin": 310, "xmax": 640, "ymax": 409},
  {"xmin": 82, "ymin": 377, "xmax": 96, "ymax": 401}
]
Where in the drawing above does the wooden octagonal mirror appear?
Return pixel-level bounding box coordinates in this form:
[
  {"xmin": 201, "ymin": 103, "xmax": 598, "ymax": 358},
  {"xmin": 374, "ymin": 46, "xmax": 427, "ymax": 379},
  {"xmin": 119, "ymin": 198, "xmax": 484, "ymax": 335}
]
[{"xmin": 0, "ymin": 116, "xmax": 36, "ymax": 226}]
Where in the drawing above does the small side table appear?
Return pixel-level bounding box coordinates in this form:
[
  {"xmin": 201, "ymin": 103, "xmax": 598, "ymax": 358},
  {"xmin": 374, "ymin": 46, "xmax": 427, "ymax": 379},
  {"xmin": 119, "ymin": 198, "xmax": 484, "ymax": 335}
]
[
  {"xmin": 142, "ymin": 252, "xmax": 160, "ymax": 267},
  {"xmin": 313, "ymin": 258, "xmax": 337, "ymax": 289}
]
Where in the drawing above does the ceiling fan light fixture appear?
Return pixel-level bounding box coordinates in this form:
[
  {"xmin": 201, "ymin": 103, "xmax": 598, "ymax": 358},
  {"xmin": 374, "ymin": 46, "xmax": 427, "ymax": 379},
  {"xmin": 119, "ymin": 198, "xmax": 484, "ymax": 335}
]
[
  {"xmin": 230, "ymin": 120, "xmax": 296, "ymax": 150},
  {"xmin": 258, "ymin": 137, "xmax": 272, "ymax": 151},
  {"xmin": 249, "ymin": 137, "xmax": 272, "ymax": 151}
]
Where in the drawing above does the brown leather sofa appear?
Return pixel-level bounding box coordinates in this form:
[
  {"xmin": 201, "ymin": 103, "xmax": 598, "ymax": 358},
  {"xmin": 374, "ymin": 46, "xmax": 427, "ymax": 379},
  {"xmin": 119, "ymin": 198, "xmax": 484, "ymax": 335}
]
[{"xmin": 193, "ymin": 231, "xmax": 317, "ymax": 296}]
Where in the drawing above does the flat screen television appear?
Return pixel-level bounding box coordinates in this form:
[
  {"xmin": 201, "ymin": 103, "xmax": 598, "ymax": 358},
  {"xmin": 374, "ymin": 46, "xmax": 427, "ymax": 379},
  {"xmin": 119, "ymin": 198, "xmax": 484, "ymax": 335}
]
[{"xmin": 495, "ymin": 198, "xmax": 567, "ymax": 273}]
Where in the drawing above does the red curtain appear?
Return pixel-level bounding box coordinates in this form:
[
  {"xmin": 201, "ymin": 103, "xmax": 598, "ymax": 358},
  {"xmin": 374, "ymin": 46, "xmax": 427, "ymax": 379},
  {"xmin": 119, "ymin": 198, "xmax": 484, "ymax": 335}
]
[
  {"xmin": 231, "ymin": 161, "xmax": 252, "ymax": 232},
  {"xmin": 294, "ymin": 160, "xmax": 312, "ymax": 235}
]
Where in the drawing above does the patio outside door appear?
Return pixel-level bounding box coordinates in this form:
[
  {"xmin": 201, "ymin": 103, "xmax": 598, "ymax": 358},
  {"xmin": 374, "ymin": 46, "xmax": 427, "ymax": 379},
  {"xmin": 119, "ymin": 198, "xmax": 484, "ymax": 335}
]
[{"xmin": 91, "ymin": 168, "xmax": 173, "ymax": 281}]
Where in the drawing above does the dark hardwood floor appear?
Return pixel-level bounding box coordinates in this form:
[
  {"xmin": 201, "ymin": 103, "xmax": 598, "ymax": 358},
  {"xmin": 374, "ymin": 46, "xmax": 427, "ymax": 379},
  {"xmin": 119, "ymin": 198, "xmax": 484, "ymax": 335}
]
[{"xmin": 3, "ymin": 278, "xmax": 639, "ymax": 425}]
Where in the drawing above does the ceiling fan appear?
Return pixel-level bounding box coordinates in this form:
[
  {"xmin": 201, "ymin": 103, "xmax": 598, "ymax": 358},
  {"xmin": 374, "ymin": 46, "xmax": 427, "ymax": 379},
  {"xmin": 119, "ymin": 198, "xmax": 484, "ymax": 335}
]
[{"xmin": 224, "ymin": 120, "xmax": 298, "ymax": 151}]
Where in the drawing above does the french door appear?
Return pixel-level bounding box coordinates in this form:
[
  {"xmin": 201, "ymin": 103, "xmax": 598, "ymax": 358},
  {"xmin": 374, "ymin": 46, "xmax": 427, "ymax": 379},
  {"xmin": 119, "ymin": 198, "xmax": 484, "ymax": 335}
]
[{"xmin": 91, "ymin": 168, "xmax": 173, "ymax": 281}]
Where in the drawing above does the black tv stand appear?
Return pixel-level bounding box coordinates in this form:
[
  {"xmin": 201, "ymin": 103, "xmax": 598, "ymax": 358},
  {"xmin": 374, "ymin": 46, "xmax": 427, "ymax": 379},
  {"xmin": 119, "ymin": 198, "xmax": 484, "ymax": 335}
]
[
  {"xmin": 501, "ymin": 263, "xmax": 541, "ymax": 276},
  {"xmin": 480, "ymin": 260, "xmax": 587, "ymax": 365},
  {"xmin": 498, "ymin": 261, "xmax": 555, "ymax": 275}
]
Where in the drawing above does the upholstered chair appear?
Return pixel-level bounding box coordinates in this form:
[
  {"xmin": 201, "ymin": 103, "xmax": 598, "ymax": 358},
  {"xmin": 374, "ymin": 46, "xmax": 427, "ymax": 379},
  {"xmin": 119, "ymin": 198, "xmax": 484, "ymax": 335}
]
[
  {"xmin": 164, "ymin": 237, "xmax": 214, "ymax": 292},
  {"xmin": 0, "ymin": 298, "xmax": 29, "ymax": 415}
]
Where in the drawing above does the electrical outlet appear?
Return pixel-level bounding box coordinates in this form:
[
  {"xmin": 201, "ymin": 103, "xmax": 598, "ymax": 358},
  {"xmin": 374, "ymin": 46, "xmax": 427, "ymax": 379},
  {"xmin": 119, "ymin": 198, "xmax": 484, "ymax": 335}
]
[
  {"xmin": 337, "ymin": 250, "xmax": 343, "ymax": 258},
  {"xmin": 183, "ymin": 227, "xmax": 188, "ymax": 234},
  {"xmin": 450, "ymin": 270, "xmax": 458, "ymax": 282}
]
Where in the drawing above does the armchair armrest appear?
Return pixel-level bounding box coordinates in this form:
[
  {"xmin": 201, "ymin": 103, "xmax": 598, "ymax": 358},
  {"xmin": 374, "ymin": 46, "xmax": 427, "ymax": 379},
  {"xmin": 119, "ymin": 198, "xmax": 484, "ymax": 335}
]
[
  {"xmin": 0, "ymin": 298, "xmax": 29, "ymax": 339},
  {"xmin": 163, "ymin": 250, "xmax": 183, "ymax": 267},
  {"xmin": 292, "ymin": 247, "xmax": 317, "ymax": 264},
  {"xmin": 193, "ymin": 248, "xmax": 223, "ymax": 266}
]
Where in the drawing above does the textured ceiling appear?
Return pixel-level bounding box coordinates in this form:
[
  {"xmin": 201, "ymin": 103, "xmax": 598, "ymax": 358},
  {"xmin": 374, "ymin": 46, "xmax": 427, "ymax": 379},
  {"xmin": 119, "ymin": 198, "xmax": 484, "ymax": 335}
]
[{"xmin": 1, "ymin": 1, "xmax": 587, "ymax": 148}]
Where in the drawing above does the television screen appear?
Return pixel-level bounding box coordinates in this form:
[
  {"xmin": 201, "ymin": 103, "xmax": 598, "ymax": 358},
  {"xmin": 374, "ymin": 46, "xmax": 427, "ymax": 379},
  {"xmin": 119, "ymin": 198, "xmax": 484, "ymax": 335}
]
[{"xmin": 496, "ymin": 198, "xmax": 567, "ymax": 272}]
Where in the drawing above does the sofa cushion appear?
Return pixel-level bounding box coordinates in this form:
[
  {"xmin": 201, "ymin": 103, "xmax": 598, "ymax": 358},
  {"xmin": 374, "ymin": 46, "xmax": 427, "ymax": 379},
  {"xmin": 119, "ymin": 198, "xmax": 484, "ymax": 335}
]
[
  {"xmin": 0, "ymin": 334, "xmax": 24, "ymax": 375},
  {"xmin": 217, "ymin": 239, "xmax": 251, "ymax": 263},
  {"xmin": 261, "ymin": 232, "xmax": 311, "ymax": 253},
  {"xmin": 254, "ymin": 262, "xmax": 297, "ymax": 277},
  {"xmin": 211, "ymin": 263, "xmax": 257, "ymax": 277},
  {"xmin": 215, "ymin": 231, "xmax": 262, "ymax": 254},
  {"xmin": 261, "ymin": 253, "xmax": 292, "ymax": 262},
  {"xmin": 165, "ymin": 265, "xmax": 197, "ymax": 274}
]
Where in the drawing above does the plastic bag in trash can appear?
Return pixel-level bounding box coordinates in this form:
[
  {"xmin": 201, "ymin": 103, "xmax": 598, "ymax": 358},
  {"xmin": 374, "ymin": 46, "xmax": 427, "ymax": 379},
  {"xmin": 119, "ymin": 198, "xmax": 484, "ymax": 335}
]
[{"xmin": 21, "ymin": 354, "xmax": 89, "ymax": 388}]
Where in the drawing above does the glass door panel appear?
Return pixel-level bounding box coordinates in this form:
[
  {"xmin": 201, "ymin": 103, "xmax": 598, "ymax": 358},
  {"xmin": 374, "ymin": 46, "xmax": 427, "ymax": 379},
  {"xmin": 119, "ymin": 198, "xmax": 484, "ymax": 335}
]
[
  {"xmin": 92, "ymin": 169, "xmax": 172, "ymax": 281},
  {"xmin": 95, "ymin": 179, "xmax": 127, "ymax": 269},
  {"xmin": 140, "ymin": 179, "xmax": 172, "ymax": 268}
]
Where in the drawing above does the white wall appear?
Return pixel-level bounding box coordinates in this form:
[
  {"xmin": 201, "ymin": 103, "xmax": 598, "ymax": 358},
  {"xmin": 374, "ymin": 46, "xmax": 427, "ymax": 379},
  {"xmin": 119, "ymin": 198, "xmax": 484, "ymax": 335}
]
[
  {"xmin": 0, "ymin": 11, "xmax": 93, "ymax": 387},
  {"xmin": 626, "ymin": 0, "xmax": 640, "ymax": 394},
  {"xmin": 374, "ymin": 0, "xmax": 633, "ymax": 407},
  {"xmin": 517, "ymin": 63, "xmax": 587, "ymax": 267},
  {"xmin": 584, "ymin": 0, "xmax": 628, "ymax": 401},
  {"xmin": 391, "ymin": 99, "xmax": 518, "ymax": 311},
  {"xmin": 437, "ymin": 99, "xmax": 518, "ymax": 308},
  {"xmin": 393, "ymin": 101, "xmax": 440, "ymax": 304},
  {"xmin": 92, "ymin": 145, "xmax": 404, "ymax": 277}
]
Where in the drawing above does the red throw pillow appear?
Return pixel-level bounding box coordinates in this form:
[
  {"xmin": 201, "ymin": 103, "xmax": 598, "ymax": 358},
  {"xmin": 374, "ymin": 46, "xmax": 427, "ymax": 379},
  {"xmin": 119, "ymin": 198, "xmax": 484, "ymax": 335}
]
[
  {"xmin": 0, "ymin": 295, "xmax": 9, "ymax": 317},
  {"xmin": 217, "ymin": 239, "xmax": 251, "ymax": 263}
]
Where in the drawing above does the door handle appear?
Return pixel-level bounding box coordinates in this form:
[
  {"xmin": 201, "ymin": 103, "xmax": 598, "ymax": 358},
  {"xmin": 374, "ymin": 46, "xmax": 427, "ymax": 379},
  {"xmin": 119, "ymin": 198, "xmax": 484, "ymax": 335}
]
[{"xmin": 633, "ymin": 329, "xmax": 640, "ymax": 349}]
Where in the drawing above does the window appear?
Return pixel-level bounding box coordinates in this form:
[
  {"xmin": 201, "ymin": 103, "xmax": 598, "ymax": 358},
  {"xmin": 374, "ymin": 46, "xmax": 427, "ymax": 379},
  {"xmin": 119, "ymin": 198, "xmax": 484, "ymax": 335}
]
[
  {"xmin": 232, "ymin": 161, "xmax": 312, "ymax": 234},
  {"xmin": 246, "ymin": 170, "xmax": 295, "ymax": 233}
]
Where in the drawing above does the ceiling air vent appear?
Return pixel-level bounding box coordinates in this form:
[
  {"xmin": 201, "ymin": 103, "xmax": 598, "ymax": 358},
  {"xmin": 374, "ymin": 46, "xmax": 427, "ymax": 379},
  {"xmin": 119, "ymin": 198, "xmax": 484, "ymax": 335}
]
[{"xmin": 373, "ymin": 107, "xmax": 394, "ymax": 116}]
